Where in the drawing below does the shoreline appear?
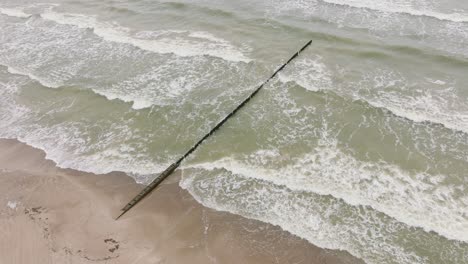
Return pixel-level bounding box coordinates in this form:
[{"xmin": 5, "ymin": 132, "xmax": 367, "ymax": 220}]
[{"xmin": 0, "ymin": 138, "xmax": 362, "ymax": 263}]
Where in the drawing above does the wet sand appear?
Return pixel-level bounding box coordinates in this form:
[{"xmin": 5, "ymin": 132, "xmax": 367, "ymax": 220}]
[{"xmin": 0, "ymin": 139, "xmax": 362, "ymax": 264}]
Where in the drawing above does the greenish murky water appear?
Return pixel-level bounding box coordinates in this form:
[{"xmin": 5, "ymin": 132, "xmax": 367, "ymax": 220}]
[{"xmin": 1, "ymin": 0, "xmax": 467, "ymax": 263}]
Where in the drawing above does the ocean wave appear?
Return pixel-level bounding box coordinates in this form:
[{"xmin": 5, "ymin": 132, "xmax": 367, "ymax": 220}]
[
  {"xmin": 0, "ymin": 7, "xmax": 31, "ymax": 18},
  {"xmin": 363, "ymin": 93, "xmax": 468, "ymax": 134},
  {"xmin": 0, "ymin": 72, "xmax": 31, "ymax": 127},
  {"xmin": 353, "ymin": 67, "xmax": 468, "ymax": 134},
  {"xmin": 0, "ymin": 66, "xmax": 170, "ymax": 180},
  {"xmin": 0, "ymin": 4, "xmax": 250, "ymax": 63},
  {"xmin": 5, "ymin": 134, "xmax": 167, "ymax": 183},
  {"xmin": 4, "ymin": 64, "xmax": 153, "ymax": 110},
  {"xmin": 6, "ymin": 66, "xmax": 62, "ymax": 89},
  {"xmin": 6, "ymin": 65, "xmax": 152, "ymax": 109},
  {"xmin": 1, "ymin": 18, "xmax": 252, "ymax": 112},
  {"xmin": 180, "ymin": 162, "xmax": 467, "ymax": 264},
  {"xmin": 322, "ymin": 0, "xmax": 468, "ymax": 23},
  {"xmin": 183, "ymin": 147, "xmax": 468, "ymax": 243},
  {"xmin": 38, "ymin": 10, "xmax": 251, "ymax": 62},
  {"xmin": 278, "ymin": 56, "xmax": 331, "ymax": 92},
  {"xmin": 278, "ymin": 57, "xmax": 468, "ymax": 134}
]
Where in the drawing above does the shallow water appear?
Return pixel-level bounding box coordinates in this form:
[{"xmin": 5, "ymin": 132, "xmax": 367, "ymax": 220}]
[{"xmin": 0, "ymin": 0, "xmax": 467, "ymax": 263}]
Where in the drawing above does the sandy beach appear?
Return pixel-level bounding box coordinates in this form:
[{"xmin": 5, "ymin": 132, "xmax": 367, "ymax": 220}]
[{"xmin": 0, "ymin": 139, "xmax": 361, "ymax": 264}]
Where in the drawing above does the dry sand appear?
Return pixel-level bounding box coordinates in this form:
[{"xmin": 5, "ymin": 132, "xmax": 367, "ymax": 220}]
[{"xmin": 0, "ymin": 139, "xmax": 363, "ymax": 264}]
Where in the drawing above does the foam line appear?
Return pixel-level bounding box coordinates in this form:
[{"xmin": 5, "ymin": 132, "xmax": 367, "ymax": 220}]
[
  {"xmin": 38, "ymin": 10, "xmax": 251, "ymax": 62},
  {"xmin": 322, "ymin": 0, "xmax": 468, "ymax": 23},
  {"xmin": 184, "ymin": 150, "xmax": 468, "ymax": 243},
  {"xmin": 0, "ymin": 7, "xmax": 31, "ymax": 18}
]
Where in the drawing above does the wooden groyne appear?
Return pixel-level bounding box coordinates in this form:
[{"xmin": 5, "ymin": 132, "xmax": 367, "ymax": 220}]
[{"xmin": 116, "ymin": 40, "xmax": 313, "ymax": 220}]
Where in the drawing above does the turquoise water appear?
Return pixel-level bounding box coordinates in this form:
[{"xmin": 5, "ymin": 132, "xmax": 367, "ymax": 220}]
[{"xmin": 1, "ymin": 0, "xmax": 467, "ymax": 263}]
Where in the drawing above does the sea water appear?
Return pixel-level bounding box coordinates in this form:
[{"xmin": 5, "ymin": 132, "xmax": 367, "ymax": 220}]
[{"xmin": 0, "ymin": 0, "xmax": 467, "ymax": 263}]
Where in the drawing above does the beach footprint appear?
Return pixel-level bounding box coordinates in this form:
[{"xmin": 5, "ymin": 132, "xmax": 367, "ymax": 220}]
[
  {"xmin": 104, "ymin": 238, "xmax": 120, "ymax": 253},
  {"xmin": 75, "ymin": 238, "xmax": 120, "ymax": 261}
]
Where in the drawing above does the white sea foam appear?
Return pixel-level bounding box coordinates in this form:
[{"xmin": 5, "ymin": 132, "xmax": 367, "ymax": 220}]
[
  {"xmin": 180, "ymin": 165, "xmax": 431, "ymax": 264},
  {"xmin": 5, "ymin": 63, "xmax": 163, "ymax": 110},
  {"xmin": 278, "ymin": 56, "xmax": 332, "ymax": 92},
  {"xmin": 279, "ymin": 58, "xmax": 468, "ymax": 134},
  {"xmin": 365, "ymin": 91, "xmax": 468, "ymax": 134},
  {"xmin": 183, "ymin": 144, "xmax": 468, "ymax": 243},
  {"xmin": 1, "ymin": 125, "xmax": 167, "ymax": 182},
  {"xmin": 0, "ymin": 68, "xmax": 31, "ymax": 127},
  {"xmin": 428, "ymin": 79, "xmax": 447, "ymax": 85},
  {"xmin": 93, "ymin": 89, "xmax": 154, "ymax": 110},
  {"xmin": 90, "ymin": 57, "xmax": 228, "ymax": 109},
  {"xmin": 6, "ymin": 66, "xmax": 62, "ymax": 88},
  {"xmin": 0, "ymin": 7, "xmax": 31, "ymax": 18},
  {"xmin": 356, "ymin": 69, "xmax": 468, "ymax": 134},
  {"xmin": 2, "ymin": 6, "xmax": 250, "ymax": 62},
  {"xmin": 0, "ymin": 68, "xmax": 167, "ymax": 182},
  {"xmin": 322, "ymin": 0, "xmax": 468, "ymax": 23},
  {"xmin": 6, "ymin": 201, "xmax": 18, "ymax": 210},
  {"xmin": 38, "ymin": 11, "xmax": 250, "ymax": 62}
]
